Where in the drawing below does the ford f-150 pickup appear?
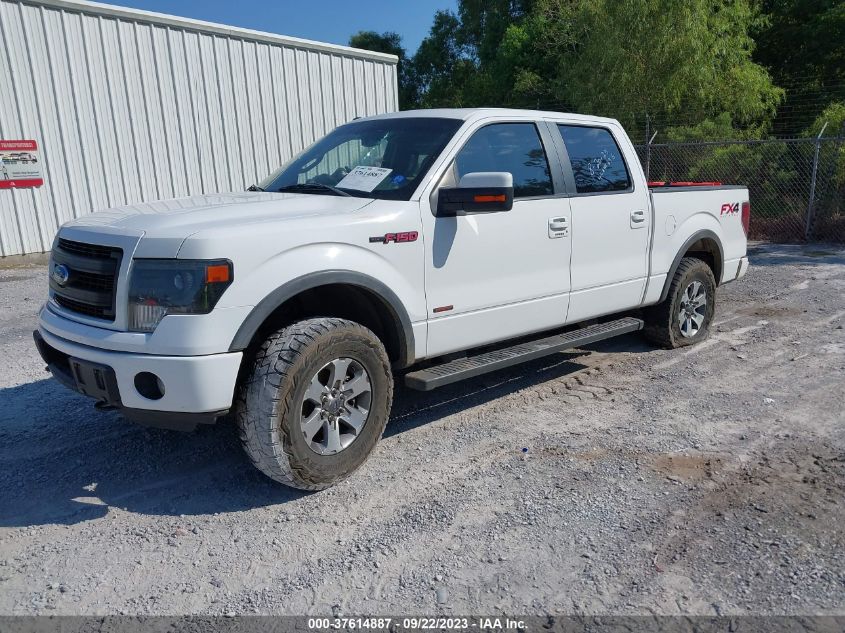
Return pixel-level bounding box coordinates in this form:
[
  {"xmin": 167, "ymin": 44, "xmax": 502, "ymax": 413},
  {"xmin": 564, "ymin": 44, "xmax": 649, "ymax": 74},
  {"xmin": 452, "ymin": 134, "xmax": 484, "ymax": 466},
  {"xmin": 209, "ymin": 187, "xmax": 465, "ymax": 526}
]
[{"xmin": 34, "ymin": 108, "xmax": 750, "ymax": 490}]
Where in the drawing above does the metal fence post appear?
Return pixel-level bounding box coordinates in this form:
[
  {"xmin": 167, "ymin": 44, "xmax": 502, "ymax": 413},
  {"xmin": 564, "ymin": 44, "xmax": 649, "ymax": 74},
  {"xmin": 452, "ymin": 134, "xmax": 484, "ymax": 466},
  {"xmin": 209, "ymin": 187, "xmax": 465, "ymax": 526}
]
[
  {"xmin": 837, "ymin": 121, "xmax": 845, "ymax": 212},
  {"xmin": 644, "ymin": 114, "xmax": 657, "ymax": 183},
  {"xmin": 805, "ymin": 122, "xmax": 828, "ymax": 241},
  {"xmin": 645, "ymin": 130, "xmax": 658, "ymax": 183}
]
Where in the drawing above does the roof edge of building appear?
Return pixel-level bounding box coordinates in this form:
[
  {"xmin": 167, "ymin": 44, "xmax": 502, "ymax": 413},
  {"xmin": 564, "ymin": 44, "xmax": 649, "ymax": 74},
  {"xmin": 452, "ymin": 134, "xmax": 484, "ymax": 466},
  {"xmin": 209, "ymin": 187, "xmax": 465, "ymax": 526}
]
[{"xmin": 21, "ymin": 0, "xmax": 400, "ymax": 64}]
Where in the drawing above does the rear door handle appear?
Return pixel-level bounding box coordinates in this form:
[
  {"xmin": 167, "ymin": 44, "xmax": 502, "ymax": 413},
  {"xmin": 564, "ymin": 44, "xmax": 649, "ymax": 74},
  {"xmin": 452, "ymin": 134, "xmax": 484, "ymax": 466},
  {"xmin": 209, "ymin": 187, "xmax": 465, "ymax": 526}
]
[
  {"xmin": 548, "ymin": 216, "xmax": 568, "ymax": 238},
  {"xmin": 630, "ymin": 209, "xmax": 646, "ymax": 228}
]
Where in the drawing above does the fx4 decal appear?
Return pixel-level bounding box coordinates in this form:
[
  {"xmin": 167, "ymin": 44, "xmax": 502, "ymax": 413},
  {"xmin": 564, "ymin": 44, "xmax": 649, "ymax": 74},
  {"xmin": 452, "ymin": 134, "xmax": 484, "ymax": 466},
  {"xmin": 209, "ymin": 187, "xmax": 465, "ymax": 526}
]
[
  {"xmin": 720, "ymin": 202, "xmax": 740, "ymax": 216},
  {"xmin": 369, "ymin": 231, "xmax": 419, "ymax": 244}
]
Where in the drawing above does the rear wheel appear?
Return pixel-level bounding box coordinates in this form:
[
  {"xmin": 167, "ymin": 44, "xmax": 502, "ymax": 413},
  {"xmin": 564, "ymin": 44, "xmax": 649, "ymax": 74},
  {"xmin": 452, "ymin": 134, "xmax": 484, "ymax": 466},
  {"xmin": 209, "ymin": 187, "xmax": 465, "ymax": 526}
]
[
  {"xmin": 236, "ymin": 317, "xmax": 393, "ymax": 490},
  {"xmin": 643, "ymin": 257, "xmax": 716, "ymax": 349}
]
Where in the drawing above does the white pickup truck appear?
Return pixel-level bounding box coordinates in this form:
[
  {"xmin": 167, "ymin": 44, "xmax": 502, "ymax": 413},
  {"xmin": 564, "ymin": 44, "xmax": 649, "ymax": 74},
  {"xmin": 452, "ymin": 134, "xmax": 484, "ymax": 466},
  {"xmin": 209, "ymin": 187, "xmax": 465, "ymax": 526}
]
[{"xmin": 35, "ymin": 108, "xmax": 750, "ymax": 490}]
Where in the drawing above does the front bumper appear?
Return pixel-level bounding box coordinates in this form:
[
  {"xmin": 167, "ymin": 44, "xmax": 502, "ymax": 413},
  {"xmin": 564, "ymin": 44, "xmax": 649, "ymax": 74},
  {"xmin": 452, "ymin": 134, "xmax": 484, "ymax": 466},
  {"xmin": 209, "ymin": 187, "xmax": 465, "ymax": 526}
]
[
  {"xmin": 39, "ymin": 300, "xmax": 253, "ymax": 356},
  {"xmin": 34, "ymin": 327, "xmax": 242, "ymax": 431}
]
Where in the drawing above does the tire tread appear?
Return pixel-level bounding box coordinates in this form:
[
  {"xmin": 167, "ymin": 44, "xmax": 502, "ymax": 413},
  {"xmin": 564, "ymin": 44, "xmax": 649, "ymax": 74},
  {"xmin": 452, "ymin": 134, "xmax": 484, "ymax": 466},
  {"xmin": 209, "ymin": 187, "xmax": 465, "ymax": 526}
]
[
  {"xmin": 643, "ymin": 257, "xmax": 716, "ymax": 349},
  {"xmin": 235, "ymin": 317, "xmax": 393, "ymax": 490}
]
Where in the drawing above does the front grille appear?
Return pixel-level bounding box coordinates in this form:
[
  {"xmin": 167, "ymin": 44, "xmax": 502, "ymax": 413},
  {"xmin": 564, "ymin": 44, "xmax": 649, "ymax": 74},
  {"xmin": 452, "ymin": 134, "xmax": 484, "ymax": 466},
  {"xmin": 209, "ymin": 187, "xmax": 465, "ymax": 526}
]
[
  {"xmin": 57, "ymin": 238, "xmax": 116, "ymax": 259},
  {"xmin": 50, "ymin": 238, "xmax": 122, "ymax": 321},
  {"xmin": 73, "ymin": 270, "xmax": 115, "ymax": 292},
  {"xmin": 54, "ymin": 294, "xmax": 110, "ymax": 319}
]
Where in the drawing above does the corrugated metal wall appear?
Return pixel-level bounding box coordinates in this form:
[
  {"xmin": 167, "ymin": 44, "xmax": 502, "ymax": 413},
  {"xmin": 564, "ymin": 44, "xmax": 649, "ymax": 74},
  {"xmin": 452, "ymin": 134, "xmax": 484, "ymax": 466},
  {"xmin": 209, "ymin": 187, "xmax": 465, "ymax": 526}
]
[{"xmin": 0, "ymin": 0, "xmax": 398, "ymax": 256}]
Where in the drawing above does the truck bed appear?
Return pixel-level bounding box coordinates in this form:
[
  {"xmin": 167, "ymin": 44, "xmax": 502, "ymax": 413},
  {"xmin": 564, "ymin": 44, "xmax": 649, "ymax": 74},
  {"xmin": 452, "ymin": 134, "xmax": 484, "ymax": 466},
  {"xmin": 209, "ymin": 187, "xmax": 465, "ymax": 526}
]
[{"xmin": 643, "ymin": 184, "xmax": 750, "ymax": 305}]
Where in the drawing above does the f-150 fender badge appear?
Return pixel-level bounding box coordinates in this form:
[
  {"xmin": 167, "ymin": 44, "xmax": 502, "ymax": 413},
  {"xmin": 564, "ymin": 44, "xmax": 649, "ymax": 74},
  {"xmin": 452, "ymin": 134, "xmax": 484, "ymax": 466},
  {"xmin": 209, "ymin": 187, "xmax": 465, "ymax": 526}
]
[
  {"xmin": 720, "ymin": 202, "xmax": 740, "ymax": 216},
  {"xmin": 369, "ymin": 231, "xmax": 419, "ymax": 244}
]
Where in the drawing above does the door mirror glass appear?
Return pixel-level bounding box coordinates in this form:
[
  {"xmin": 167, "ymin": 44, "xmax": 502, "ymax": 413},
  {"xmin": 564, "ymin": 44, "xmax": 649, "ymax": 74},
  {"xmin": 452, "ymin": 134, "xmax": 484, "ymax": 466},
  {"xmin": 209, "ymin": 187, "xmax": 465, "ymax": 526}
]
[{"xmin": 436, "ymin": 172, "xmax": 514, "ymax": 216}]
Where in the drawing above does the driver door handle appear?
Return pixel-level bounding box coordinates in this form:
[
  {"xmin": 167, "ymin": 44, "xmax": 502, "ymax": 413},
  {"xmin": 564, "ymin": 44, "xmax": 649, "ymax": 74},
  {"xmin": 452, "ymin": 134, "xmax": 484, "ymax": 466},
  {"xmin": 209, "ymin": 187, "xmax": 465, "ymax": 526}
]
[
  {"xmin": 548, "ymin": 216, "xmax": 568, "ymax": 238},
  {"xmin": 630, "ymin": 209, "xmax": 647, "ymax": 228}
]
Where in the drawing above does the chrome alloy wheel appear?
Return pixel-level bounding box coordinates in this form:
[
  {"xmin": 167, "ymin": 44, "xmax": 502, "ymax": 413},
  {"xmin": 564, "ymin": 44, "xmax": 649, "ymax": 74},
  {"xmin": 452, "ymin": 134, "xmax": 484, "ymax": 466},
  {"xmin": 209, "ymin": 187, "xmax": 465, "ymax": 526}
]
[
  {"xmin": 300, "ymin": 357, "xmax": 372, "ymax": 455},
  {"xmin": 678, "ymin": 280, "xmax": 707, "ymax": 338}
]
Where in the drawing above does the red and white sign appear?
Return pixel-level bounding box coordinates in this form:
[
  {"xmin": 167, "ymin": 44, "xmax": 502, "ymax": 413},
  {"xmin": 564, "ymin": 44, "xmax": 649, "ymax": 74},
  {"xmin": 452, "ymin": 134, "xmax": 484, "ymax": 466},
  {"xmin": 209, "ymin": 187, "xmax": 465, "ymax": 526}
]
[{"xmin": 0, "ymin": 140, "xmax": 43, "ymax": 189}]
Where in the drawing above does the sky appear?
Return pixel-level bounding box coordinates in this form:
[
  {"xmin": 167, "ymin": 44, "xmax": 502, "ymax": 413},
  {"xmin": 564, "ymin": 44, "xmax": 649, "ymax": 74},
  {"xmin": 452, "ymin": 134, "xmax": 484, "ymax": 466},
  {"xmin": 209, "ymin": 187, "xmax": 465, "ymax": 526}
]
[{"xmin": 104, "ymin": 0, "xmax": 458, "ymax": 55}]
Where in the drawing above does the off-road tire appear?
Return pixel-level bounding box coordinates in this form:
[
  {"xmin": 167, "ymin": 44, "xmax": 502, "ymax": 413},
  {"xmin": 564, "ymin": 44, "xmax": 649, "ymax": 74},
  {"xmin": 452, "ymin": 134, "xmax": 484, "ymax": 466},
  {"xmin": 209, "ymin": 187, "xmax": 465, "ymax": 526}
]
[
  {"xmin": 236, "ymin": 317, "xmax": 393, "ymax": 490},
  {"xmin": 643, "ymin": 257, "xmax": 716, "ymax": 349}
]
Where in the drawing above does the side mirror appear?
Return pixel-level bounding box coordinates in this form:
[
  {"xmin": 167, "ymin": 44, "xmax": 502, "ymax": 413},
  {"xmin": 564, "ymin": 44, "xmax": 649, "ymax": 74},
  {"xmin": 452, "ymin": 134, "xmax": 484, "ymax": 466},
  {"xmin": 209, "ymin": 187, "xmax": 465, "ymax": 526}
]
[{"xmin": 436, "ymin": 172, "xmax": 514, "ymax": 217}]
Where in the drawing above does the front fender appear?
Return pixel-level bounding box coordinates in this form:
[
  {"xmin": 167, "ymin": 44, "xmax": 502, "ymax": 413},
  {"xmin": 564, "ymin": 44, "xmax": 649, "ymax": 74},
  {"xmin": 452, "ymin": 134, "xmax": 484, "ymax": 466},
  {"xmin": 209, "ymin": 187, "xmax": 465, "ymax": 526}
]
[{"xmin": 223, "ymin": 242, "xmax": 424, "ymax": 365}]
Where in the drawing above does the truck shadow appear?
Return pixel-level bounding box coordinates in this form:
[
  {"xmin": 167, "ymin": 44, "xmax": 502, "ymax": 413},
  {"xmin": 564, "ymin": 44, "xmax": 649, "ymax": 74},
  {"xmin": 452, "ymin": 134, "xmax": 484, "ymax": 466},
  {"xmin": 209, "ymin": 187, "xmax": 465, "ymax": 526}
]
[
  {"xmin": 387, "ymin": 352, "xmax": 590, "ymax": 438},
  {"xmin": 0, "ymin": 335, "xmax": 646, "ymax": 528},
  {"xmin": 0, "ymin": 378, "xmax": 302, "ymax": 528}
]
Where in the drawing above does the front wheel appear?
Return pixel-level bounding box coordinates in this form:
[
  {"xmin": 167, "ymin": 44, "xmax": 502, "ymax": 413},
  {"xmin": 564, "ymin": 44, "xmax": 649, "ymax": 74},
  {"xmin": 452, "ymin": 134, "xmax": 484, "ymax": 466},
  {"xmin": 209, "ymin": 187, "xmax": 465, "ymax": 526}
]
[
  {"xmin": 236, "ymin": 317, "xmax": 393, "ymax": 490},
  {"xmin": 643, "ymin": 257, "xmax": 716, "ymax": 349}
]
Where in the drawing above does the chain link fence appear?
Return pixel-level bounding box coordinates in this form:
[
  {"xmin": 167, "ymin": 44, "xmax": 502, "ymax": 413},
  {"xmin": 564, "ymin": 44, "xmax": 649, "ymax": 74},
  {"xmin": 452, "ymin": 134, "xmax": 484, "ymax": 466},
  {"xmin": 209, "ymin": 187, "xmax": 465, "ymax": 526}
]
[{"xmin": 633, "ymin": 137, "xmax": 845, "ymax": 242}]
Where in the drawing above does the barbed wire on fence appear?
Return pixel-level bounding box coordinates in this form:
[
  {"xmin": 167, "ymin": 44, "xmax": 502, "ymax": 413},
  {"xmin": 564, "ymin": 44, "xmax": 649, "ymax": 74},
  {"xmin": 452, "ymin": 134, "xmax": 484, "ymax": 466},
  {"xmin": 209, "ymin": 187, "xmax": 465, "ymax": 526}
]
[{"xmin": 501, "ymin": 79, "xmax": 845, "ymax": 143}]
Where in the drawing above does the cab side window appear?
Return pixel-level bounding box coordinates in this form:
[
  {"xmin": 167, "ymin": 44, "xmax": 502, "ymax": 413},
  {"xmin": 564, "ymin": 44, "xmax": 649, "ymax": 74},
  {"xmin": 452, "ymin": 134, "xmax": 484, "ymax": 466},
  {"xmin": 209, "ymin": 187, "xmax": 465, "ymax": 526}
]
[
  {"xmin": 455, "ymin": 123, "xmax": 553, "ymax": 198},
  {"xmin": 557, "ymin": 125, "xmax": 631, "ymax": 194}
]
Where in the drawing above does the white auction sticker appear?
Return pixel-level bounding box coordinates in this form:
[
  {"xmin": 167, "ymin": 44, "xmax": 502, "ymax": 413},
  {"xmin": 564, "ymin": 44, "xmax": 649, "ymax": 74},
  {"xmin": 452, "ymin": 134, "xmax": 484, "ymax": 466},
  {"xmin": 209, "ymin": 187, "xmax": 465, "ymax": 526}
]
[{"xmin": 336, "ymin": 166, "xmax": 392, "ymax": 192}]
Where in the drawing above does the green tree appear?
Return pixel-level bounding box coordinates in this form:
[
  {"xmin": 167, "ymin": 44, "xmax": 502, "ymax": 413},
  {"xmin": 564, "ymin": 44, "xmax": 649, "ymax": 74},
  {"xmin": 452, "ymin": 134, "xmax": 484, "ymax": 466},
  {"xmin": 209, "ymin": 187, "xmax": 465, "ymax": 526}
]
[
  {"xmin": 409, "ymin": 0, "xmax": 784, "ymax": 141},
  {"xmin": 410, "ymin": 2, "xmax": 544, "ymax": 108},
  {"xmin": 349, "ymin": 31, "xmax": 417, "ymax": 109},
  {"xmin": 663, "ymin": 114, "xmax": 746, "ymax": 143},
  {"xmin": 545, "ymin": 0, "xmax": 783, "ymax": 138},
  {"xmin": 753, "ymin": 0, "xmax": 845, "ymax": 134},
  {"xmin": 807, "ymin": 102, "xmax": 845, "ymax": 206},
  {"xmin": 807, "ymin": 102, "xmax": 845, "ymax": 138},
  {"xmin": 410, "ymin": 10, "xmax": 475, "ymax": 107}
]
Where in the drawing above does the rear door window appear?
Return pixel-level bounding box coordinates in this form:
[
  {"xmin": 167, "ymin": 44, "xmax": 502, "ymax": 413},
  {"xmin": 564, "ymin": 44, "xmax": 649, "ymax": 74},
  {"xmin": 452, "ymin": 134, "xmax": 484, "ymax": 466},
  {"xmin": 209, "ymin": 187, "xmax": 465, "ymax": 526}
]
[
  {"xmin": 455, "ymin": 123, "xmax": 553, "ymax": 198},
  {"xmin": 557, "ymin": 125, "xmax": 631, "ymax": 194}
]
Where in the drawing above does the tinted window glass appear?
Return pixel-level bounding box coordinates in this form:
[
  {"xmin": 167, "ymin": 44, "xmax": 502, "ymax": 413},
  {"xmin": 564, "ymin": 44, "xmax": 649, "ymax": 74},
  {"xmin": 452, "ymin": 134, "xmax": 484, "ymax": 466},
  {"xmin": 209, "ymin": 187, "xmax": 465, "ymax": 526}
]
[
  {"xmin": 455, "ymin": 123, "xmax": 553, "ymax": 198},
  {"xmin": 557, "ymin": 125, "xmax": 631, "ymax": 193}
]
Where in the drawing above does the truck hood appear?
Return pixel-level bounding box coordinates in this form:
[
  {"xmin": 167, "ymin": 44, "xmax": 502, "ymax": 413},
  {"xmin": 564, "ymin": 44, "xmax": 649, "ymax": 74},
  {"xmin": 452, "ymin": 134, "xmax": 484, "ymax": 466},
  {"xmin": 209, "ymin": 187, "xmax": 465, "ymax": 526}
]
[
  {"xmin": 62, "ymin": 192, "xmax": 374, "ymax": 258},
  {"xmin": 65, "ymin": 192, "xmax": 373, "ymax": 232}
]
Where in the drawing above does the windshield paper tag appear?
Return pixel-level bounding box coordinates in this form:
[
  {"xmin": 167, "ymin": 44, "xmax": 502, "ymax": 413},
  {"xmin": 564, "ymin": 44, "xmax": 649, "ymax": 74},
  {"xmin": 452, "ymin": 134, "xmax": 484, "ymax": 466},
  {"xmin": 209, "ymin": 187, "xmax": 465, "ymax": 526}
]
[{"xmin": 337, "ymin": 166, "xmax": 392, "ymax": 192}]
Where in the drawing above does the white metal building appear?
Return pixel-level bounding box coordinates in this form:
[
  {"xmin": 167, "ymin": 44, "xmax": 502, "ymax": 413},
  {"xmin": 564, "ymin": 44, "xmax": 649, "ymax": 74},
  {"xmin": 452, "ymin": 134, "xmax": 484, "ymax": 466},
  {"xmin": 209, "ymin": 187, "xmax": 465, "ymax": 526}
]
[{"xmin": 0, "ymin": 0, "xmax": 398, "ymax": 256}]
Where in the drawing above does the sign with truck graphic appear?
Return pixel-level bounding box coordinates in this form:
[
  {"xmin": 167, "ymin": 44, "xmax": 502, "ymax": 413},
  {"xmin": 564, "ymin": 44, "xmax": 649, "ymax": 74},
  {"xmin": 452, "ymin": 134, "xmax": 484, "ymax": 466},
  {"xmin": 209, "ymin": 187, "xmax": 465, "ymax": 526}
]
[{"xmin": 0, "ymin": 140, "xmax": 43, "ymax": 189}]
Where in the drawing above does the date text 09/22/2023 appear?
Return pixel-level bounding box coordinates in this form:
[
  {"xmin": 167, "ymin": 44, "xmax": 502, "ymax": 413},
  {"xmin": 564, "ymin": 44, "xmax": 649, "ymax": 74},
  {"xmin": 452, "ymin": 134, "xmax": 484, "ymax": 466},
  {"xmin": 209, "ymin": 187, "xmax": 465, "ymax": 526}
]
[{"xmin": 307, "ymin": 617, "xmax": 527, "ymax": 631}]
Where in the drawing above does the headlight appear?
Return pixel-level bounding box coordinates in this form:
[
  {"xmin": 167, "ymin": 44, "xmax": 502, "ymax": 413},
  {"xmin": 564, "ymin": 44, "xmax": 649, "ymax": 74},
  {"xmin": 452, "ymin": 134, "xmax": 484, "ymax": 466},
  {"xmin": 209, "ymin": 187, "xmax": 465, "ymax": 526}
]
[{"xmin": 128, "ymin": 259, "xmax": 233, "ymax": 332}]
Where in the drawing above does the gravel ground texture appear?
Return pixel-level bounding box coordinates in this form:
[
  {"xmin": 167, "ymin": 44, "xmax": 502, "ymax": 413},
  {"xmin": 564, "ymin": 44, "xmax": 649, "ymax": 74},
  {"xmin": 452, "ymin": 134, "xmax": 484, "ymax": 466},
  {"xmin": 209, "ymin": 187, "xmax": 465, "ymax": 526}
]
[{"xmin": 0, "ymin": 242, "xmax": 843, "ymax": 616}]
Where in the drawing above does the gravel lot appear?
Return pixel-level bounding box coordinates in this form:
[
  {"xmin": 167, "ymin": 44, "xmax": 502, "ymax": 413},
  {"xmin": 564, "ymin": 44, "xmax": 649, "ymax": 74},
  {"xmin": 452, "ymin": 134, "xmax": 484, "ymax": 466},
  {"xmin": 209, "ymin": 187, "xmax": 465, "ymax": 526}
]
[{"xmin": 0, "ymin": 243, "xmax": 843, "ymax": 616}]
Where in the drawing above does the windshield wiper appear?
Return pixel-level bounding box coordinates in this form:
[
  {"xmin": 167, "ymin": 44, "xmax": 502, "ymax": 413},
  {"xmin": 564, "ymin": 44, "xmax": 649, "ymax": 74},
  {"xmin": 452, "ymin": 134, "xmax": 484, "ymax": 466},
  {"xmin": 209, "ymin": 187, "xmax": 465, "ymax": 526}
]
[
  {"xmin": 246, "ymin": 184, "xmax": 265, "ymax": 192},
  {"xmin": 277, "ymin": 183, "xmax": 352, "ymax": 197}
]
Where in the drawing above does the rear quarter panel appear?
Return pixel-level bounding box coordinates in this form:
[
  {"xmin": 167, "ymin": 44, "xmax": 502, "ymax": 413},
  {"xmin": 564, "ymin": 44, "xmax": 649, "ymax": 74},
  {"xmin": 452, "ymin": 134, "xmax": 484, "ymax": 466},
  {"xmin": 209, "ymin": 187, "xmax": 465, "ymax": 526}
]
[{"xmin": 645, "ymin": 187, "xmax": 749, "ymax": 304}]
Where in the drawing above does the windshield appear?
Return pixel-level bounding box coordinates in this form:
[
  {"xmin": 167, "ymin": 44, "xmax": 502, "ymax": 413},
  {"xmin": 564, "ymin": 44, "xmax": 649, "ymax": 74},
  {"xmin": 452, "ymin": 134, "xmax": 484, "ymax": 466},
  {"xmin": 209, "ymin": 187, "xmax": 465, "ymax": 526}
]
[{"xmin": 259, "ymin": 117, "xmax": 463, "ymax": 200}]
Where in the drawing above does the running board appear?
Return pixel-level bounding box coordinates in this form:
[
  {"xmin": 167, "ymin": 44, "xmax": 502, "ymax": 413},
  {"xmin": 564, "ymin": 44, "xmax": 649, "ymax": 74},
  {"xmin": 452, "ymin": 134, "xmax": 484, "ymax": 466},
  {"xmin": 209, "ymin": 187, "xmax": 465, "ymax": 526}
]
[{"xmin": 404, "ymin": 317, "xmax": 643, "ymax": 391}]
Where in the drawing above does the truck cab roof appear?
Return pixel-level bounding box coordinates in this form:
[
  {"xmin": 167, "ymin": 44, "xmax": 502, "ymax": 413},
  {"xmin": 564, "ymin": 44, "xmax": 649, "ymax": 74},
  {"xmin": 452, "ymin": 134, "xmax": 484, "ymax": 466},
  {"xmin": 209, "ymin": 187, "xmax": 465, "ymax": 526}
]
[{"xmin": 356, "ymin": 108, "xmax": 621, "ymax": 127}]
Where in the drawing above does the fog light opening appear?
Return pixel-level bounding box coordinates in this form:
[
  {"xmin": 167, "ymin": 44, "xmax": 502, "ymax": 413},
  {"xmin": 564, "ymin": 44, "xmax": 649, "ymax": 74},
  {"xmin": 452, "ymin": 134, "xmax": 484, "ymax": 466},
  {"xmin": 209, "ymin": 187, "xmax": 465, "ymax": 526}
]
[{"xmin": 134, "ymin": 372, "xmax": 165, "ymax": 400}]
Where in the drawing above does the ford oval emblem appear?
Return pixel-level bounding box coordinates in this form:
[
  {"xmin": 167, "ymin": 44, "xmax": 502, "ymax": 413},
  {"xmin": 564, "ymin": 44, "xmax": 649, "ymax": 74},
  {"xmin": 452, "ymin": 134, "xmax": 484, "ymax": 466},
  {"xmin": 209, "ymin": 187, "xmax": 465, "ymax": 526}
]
[{"xmin": 51, "ymin": 263, "xmax": 70, "ymax": 286}]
